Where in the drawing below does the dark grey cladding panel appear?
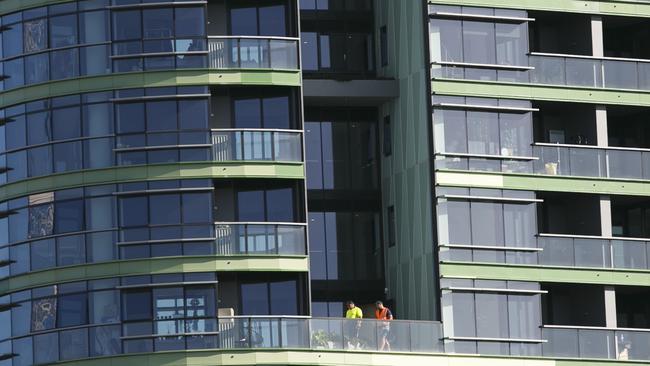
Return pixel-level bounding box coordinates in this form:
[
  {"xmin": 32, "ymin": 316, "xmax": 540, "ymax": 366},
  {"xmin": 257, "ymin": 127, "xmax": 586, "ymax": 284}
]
[{"xmin": 303, "ymin": 79, "xmax": 399, "ymax": 106}]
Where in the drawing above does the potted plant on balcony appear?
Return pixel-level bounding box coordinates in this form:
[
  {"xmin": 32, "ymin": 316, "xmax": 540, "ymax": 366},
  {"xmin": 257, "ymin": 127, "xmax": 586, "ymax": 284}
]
[{"xmin": 311, "ymin": 329, "xmax": 337, "ymax": 349}]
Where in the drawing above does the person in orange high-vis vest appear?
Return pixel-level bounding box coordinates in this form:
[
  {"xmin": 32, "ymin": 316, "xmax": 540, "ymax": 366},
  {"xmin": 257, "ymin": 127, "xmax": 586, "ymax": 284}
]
[{"xmin": 374, "ymin": 301, "xmax": 393, "ymax": 351}]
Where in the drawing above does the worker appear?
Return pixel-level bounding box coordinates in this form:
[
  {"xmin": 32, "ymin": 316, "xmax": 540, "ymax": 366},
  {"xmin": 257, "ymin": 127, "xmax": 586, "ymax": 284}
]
[{"xmin": 375, "ymin": 300, "xmax": 393, "ymax": 351}]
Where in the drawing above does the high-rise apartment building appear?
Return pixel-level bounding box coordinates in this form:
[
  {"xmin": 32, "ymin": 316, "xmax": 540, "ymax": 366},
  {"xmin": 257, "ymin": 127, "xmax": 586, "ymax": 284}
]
[{"xmin": 0, "ymin": 0, "xmax": 649, "ymax": 365}]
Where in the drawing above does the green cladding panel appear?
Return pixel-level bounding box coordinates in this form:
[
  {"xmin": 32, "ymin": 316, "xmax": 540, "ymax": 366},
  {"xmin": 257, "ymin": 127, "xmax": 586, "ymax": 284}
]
[{"xmin": 376, "ymin": 0, "xmax": 437, "ymax": 321}]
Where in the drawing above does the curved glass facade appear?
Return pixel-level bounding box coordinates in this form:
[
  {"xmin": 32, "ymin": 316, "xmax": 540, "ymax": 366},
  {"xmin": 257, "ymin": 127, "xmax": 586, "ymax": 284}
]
[
  {"xmin": 0, "ymin": 86, "xmax": 303, "ymax": 184},
  {"xmin": 0, "ymin": 0, "xmax": 309, "ymax": 364},
  {"xmin": 0, "ymin": 0, "xmax": 207, "ymax": 91}
]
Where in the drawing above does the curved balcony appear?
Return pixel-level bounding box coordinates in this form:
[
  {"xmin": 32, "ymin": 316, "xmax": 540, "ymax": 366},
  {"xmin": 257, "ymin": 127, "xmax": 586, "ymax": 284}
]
[
  {"xmin": 208, "ymin": 36, "xmax": 299, "ymax": 70},
  {"xmin": 0, "ymin": 316, "xmax": 443, "ymax": 364}
]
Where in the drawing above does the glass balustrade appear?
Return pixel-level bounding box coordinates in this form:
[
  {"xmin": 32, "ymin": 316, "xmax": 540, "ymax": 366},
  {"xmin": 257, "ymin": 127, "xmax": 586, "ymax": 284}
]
[
  {"xmin": 542, "ymin": 327, "xmax": 650, "ymax": 361},
  {"xmin": 214, "ymin": 223, "xmax": 307, "ymax": 255},
  {"xmin": 217, "ymin": 317, "xmax": 444, "ymax": 353},
  {"xmin": 436, "ymin": 144, "xmax": 650, "ymax": 180},
  {"xmin": 212, "ymin": 130, "xmax": 303, "ymax": 162},
  {"xmin": 208, "ymin": 37, "xmax": 299, "ymax": 70}
]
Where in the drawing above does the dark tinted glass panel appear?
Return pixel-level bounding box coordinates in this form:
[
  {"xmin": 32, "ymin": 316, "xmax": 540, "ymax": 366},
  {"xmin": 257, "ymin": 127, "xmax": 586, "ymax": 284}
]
[
  {"xmin": 122, "ymin": 290, "xmax": 152, "ymax": 321},
  {"xmin": 149, "ymin": 194, "xmax": 181, "ymax": 225},
  {"xmin": 80, "ymin": 10, "xmax": 109, "ymax": 43},
  {"xmin": 31, "ymin": 238, "xmax": 56, "ymax": 270},
  {"xmin": 179, "ymin": 100, "xmax": 208, "ymax": 130},
  {"xmin": 175, "ymin": 7, "xmax": 205, "ymax": 37},
  {"xmin": 55, "ymin": 199, "xmax": 84, "ymax": 233},
  {"xmin": 58, "ymin": 234, "xmax": 86, "ymax": 266},
  {"xmin": 182, "ymin": 192, "xmax": 212, "ymax": 224},
  {"xmin": 53, "ymin": 141, "xmax": 83, "ymax": 172},
  {"xmin": 3, "ymin": 22, "xmax": 23, "ymax": 58},
  {"xmin": 259, "ymin": 5, "xmax": 286, "ymax": 36},
  {"xmin": 52, "ymin": 107, "xmax": 81, "ymax": 140},
  {"xmin": 143, "ymin": 8, "xmax": 173, "ymax": 39},
  {"xmin": 50, "ymin": 48, "xmax": 79, "ymax": 80},
  {"xmin": 300, "ymin": 32, "xmax": 318, "ymax": 71},
  {"xmin": 270, "ymin": 280, "xmax": 297, "ymax": 314},
  {"xmin": 59, "ymin": 293, "xmax": 88, "ymax": 327},
  {"xmin": 120, "ymin": 196, "xmax": 148, "ymax": 227},
  {"xmin": 230, "ymin": 7, "xmax": 258, "ymax": 36},
  {"xmin": 28, "ymin": 145, "xmax": 53, "ymax": 177},
  {"xmin": 263, "ymin": 96, "xmax": 289, "ymax": 128},
  {"xmin": 237, "ymin": 190, "xmax": 264, "ymax": 221},
  {"xmin": 27, "ymin": 111, "xmax": 51, "ymax": 145},
  {"xmin": 233, "ymin": 98, "xmax": 261, "ymax": 128},
  {"xmin": 6, "ymin": 116, "xmax": 27, "ymax": 150},
  {"xmin": 113, "ymin": 10, "xmax": 141, "ymax": 41},
  {"xmin": 146, "ymin": 101, "xmax": 177, "ymax": 131},
  {"xmin": 241, "ymin": 282, "xmax": 268, "ymax": 315},
  {"xmin": 266, "ymin": 188, "xmax": 293, "ymax": 222},
  {"xmin": 50, "ymin": 14, "xmax": 78, "ymax": 47},
  {"xmin": 116, "ymin": 103, "xmax": 145, "ymax": 133},
  {"xmin": 24, "ymin": 53, "xmax": 49, "ymax": 84}
]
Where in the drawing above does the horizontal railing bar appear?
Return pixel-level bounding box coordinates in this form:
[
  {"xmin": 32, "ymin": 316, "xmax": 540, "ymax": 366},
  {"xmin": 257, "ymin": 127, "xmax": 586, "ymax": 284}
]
[
  {"xmin": 435, "ymin": 151, "xmax": 538, "ymax": 161},
  {"xmin": 530, "ymin": 51, "xmax": 650, "ymax": 65},
  {"xmin": 538, "ymin": 233, "xmax": 650, "ymax": 243},
  {"xmin": 208, "ymin": 35, "xmax": 300, "ymax": 41},
  {"xmin": 112, "ymin": 187, "xmax": 214, "ymax": 196},
  {"xmin": 543, "ymin": 324, "xmax": 650, "ymax": 333},
  {"xmin": 430, "ymin": 11, "xmax": 535, "ymax": 23},
  {"xmin": 121, "ymin": 331, "xmax": 220, "ymax": 340},
  {"xmin": 439, "ymin": 194, "xmax": 543, "ymax": 203},
  {"xmin": 215, "ymin": 221, "xmax": 307, "ymax": 226},
  {"xmin": 432, "ymin": 102, "xmax": 539, "ymax": 113},
  {"xmin": 443, "ymin": 286, "xmax": 547, "ymax": 294},
  {"xmin": 534, "ymin": 142, "xmax": 650, "ymax": 153},
  {"xmin": 440, "ymin": 244, "xmax": 542, "ymax": 252},
  {"xmin": 116, "ymin": 281, "xmax": 218, "ymax": 289},
  {"xmin": 445, "ymin": 336, "xmax": 547, "ymax": 343},
  {"xmin": 212, "ymin": 128, "xmax": 303, "ymax": 133},
  {"xmin": 432, "ymin": 60, "xmax": 534, "ymax": 71}
]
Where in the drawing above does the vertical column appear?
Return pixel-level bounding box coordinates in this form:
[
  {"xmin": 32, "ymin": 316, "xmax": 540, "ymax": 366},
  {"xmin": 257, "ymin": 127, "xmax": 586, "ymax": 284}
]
[
  {"xmin": 593, "ymin": 16, "xmax": 617, "ymax": 328},
  {"xmin": 605, "ymin": 287, "xmax": 617, "ymax": 328}
]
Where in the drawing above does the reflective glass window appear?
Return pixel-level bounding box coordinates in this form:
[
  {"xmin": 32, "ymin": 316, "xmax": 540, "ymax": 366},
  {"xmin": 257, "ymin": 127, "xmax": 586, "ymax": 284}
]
[
  {"xmin": 143, "ymin": 8, "xmax": 173, "ymax": 39},
  {"xmin": 270, "ymin": 280, "xmax": 297, "ymax": 314},
  {"xmin": 27, "ymin": 111, "xmax": 51, "ymax": 145},
  {"xmin": 31, "ymin": 238, "xmax": 56, "ymax": 270},
  {"xmin": 230, "ymin": 7, "xmax": 257, "ymax": 36},
  {"xmin": 113, "ymin": 10, "xmax": 141, "ymax": 41},
  {"xmin": 266, "ymin": 188, "xmax": 293, "ymax": 222},
  {"xmin": 182, "ymin": 192, "xmax": 212, "ymax": 223},
  {"xmin": 52, "ymin": 106, "xmax": 81, "ymax": 140},
  {"xmin": 149, "ymin": 193, "xmax": 181, "ymax": 225},
  {"xmin": 54, "ymin": 199, "xmax": 84, "ymax": 233},
  {"xmin": 4, "ymin": 22, "xmax": 23, "ymax": 58},
  {"xmin": 175, "ymin": 7, "xmax": 205, "ymax": 37},
  {"xmin": 59, "ymin": 293, "xmax": 88, "ymax": 327},
  {"xmin": 79, "ymin": 10, "xmax": 109, "ymax": 43},
  {"xmin": 259, "ymin": 5, "xmax": 286, "ymax": 36},
  {"xmin": 50, "ymin": 47, "xmax": 79, "ymax": 80},
  {"xmin": 28, "ymin": 145, "xmax": 53, "ymax": 177},
  {"xmin": 241, "ymin": 282, "xmax": 268, "ymax": 314},
  {"xmin": 57, "ymin": 234, "xmax": 86, "ymax": 266},
  {"xmin": 119, "ymin": 196, "xmax": 148, "ymax": 227},
  {"xmin": 237, "ymin": 190, "xmax": 264, "ymax": 221},
  {"xmin": 263, "ymin": 96, "xmax": 289, "ymax": 129},
  {"xmin": 24, "ymin": 53, "xmax": 49, "ymax": 84},
  {"xmin": 116, "ymin": 103, "xmax": 145, "ymax": 133},
  {"xmin": 50, "ymin": 14, "xmax": 78, "ymax": 48},
  {"xmin": 146, "ymin": 101, "xmax": 177, "ymax": 131},
  {"xmin": 233, "ymin": 98, "xmax": 261, "ymax": 128},
  {"xmin": 5, "ymin": 58, "xmax": 25, "ymax": 90},
  {"xmin": 60, "ymin": 328, "xmax": 89, "ymax": 361},
  {"xmin": 34, "ymin": 333, "xmax": 59, "ymax": 364},
  {"xmin": 122, "ymin": 290, "xmax": 152, "ymax": 321}
]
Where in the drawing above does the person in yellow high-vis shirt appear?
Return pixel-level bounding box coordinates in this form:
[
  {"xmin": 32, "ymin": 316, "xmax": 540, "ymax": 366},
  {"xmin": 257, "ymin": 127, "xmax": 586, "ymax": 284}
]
[
  {"xmin": 345, "ymin": 301, "xmax": 363, "ymax": 349},
  {"xmin": 345, "ymin": 301, "xmax": 363, "ymax": 319}
]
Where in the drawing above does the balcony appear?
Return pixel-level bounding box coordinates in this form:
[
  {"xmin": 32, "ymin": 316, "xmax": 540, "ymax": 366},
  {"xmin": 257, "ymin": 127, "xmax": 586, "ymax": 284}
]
[
  {"xmin": 214, "ymin": 222, "xmax": 307, "ymax": 255},
  {"xmin": 542, "ymin": 325, "xmax": 650, "ymax": 361},
  {"xmin": 538, "ymin": 234, "xmax": 650, "ymax": 270},
  {"xmin": 212, "ymin": 129, "xmax": 303, "ymax": 162},
  {"xmin": 432, "ymin": 53, "xmax": 650, "ymax": 92},
  {"xmin": 435, "ymin": 143, "xmax": 650, "ymax": 180},
  {"xmin": 218, "ymin": 317, "xmax": 444, "ymax": 353},
  {"xmin": 208, "ymin": 36, "xmax": 299, "ymax": 70}
]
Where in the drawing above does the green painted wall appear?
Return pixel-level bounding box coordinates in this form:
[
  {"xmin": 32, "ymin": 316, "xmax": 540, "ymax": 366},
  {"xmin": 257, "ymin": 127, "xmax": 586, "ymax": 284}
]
[
  {"xmin": 429, "ymin": 0, "xmax": 650, "ymax": 19},
  {"xmin": 432, "ymin": 79, "xmax": 650, "ymax": 107},
  {"xmin": 436, "ymin": 170, "xmax": 650, "ymax": 197},
  {"xmin": 440, "ymin": 262, "xmax": 650, "ymax": 286},
  {"xmin": 0, "ymin": 161, "xmax": 304, "ymax": 202},
  {"xmin": 0, "ymin": 69, "xmax": 301, "ymax": 109},
  {"xmin": 52, "ymin": 349, "xmax": 650, "ymax": 366},
  {"xmin": 0, "ymin": 255, "xmax": 309, "ymax": 295},
  {"xmin": 376, "ymin": 0, "xmax": 437, "ymax": 321}
]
